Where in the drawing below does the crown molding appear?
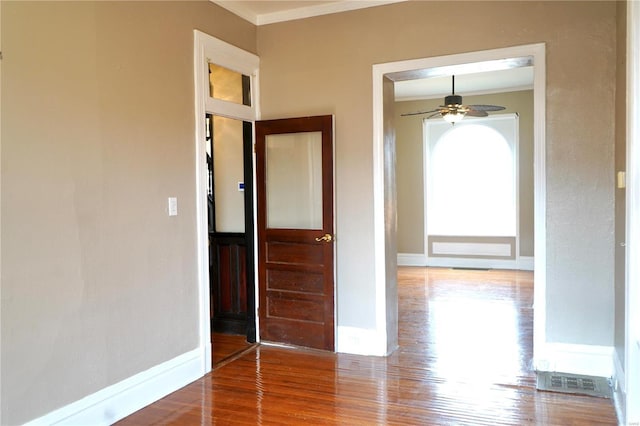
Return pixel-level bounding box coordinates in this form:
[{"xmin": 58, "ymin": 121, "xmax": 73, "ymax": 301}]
[
  {"xmin": 213, "ymin": 1, "xmax": 258, "ymax": 24},
  {"xmin": 212, "ymin": 1, "xmax": 407, "ymax": 26}
]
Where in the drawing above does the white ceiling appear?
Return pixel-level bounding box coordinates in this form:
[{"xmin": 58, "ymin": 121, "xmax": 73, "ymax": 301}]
[
  {"xmin": 395, "ymin": 67, "xmax": 534, "ymax": 102},
  {"xmin": 212, "ymin": 0, "xmax": 534, "ymax": 100}
]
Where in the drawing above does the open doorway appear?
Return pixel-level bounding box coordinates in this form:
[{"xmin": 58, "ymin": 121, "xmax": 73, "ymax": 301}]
[
  {"xmin": 205, "ymin": 113, "xmax": 257, "ymax": 367},
  {"xmin": 393, "ymin": 63, "xmax": 535, "ymax": 386},
  {"xmin": 372, "ymin": 43, "xmax": 546, "ymax": 365}
]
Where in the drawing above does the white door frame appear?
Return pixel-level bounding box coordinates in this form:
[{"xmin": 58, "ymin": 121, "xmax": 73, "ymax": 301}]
[
  {"xmin": 0, "ymin": 2, "xmax": 3, "ymax": 424},
  {"xmin": 372, "ymin": 43, "xmax": 546, "ymax": 362},
  {"xmin": 624, "ymin": 1, "xmax": 640, "ymax": 423},
  {"xmin": 193, "ymin": 31, "xmax": 260, "ymax": 372}
]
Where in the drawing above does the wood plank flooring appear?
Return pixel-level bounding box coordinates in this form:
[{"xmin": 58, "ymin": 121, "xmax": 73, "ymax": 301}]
[
  {"xmin": 117, "ymin": 267, "xmax": 617, "ymax": 425},
  {"xmin": 212, "ymin": 332, "xmax": 253, "ymax": 366}
]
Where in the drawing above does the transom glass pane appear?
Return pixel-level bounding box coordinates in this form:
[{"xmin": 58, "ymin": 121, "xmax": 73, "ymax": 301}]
[
  {"xmin": 208, "ymin": 63, "xmax": 251, "ymax": 106},
  {"xmin": 266, "ymin": 132, "xmax": 323, "ymax": 229}
]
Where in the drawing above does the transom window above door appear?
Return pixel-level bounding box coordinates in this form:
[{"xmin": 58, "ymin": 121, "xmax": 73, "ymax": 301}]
[{"xmin": 208, "ymin": 63, "xmax": 251, "ymax": 107}]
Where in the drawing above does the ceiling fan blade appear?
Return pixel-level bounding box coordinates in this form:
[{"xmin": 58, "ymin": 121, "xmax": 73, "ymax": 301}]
[
  {"xmin": 400, "ymin": 109, "xmax": 440, "ymax": 117},
  {"xmin": 427, "ymin": 111, "xmax": 443, "ymax": 119},
  {"xmin": 465, "ymin": 109, "xmax": 489, "ymax": 117},
  {"xmin": 467, "ymin": 104, "xmax": 506, "ymax": 112}
]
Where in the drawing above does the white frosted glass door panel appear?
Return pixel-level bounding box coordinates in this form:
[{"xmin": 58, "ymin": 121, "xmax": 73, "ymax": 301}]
[{"xmin": 266, "ymin": 132, "xmax": 323, "ymax": 229}]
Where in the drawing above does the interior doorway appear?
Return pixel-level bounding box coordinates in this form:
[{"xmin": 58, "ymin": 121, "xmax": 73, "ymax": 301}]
[
  {"xmin": 193, "ymin": 30, "xmax": 260, "ymax": 371},
  {"xmin": 372, "ymin": 43, "xmax": 546, "ymax": 364},
  {"xmin": 205, "ymin": 113, "xmax": 256, "ymax": 366}
]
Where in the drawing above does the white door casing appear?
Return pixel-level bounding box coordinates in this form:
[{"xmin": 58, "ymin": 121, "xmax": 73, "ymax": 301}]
[
  {"xmin": 372, "ymin": 43, "xmax": 546, "ymax": 361},
  {"xmin": 193, "ymin": 30, "xmax": 259, "ymax": 372}
]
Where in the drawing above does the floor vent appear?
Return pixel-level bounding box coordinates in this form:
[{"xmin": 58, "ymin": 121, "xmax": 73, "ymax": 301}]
[{"xmin": 536, "ymin": 372, "xmax": 611, "ymax": 398}]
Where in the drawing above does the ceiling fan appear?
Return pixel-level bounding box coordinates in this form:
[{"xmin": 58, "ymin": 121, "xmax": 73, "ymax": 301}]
[{"xmin": 401, "ymin": 75, "xmax": 506, "ymax": 123}]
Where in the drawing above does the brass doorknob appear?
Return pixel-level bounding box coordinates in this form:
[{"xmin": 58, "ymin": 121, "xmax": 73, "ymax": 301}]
[{"xmin": 315, "ymin": 233, "xmax": 333, "ymax": 243}]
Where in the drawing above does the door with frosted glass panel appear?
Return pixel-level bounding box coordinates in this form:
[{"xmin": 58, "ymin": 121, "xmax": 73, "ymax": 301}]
[{"xmin": 255, "ymin": 115, "xmax": 334, "ymax": 351}]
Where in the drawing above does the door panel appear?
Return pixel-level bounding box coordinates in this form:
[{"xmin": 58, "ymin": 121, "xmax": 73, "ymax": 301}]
[
  {"xmin": 267, "ymin": 241, "xmax": 324, "ymax": 264},
  {"xmin": 210, "ymin": 233, "xmax": 248, "ymax": 335},
  {"xmin": 256, "ymin": 115, "xmax": 334, "ymax": 351}
]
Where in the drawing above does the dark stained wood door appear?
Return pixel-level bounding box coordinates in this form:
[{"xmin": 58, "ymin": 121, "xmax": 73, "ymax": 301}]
[{"xmin": 255, "ymin": 115, "xmax": 334, "ymax": 351}]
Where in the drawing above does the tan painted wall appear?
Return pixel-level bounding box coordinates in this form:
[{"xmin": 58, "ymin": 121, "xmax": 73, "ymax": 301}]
[
  {"xmin": 1, "ymin": 1, "xmax": 621, "ymax": 422},
  {"xmin": 257, "ymin": 1, "xmax": 616, "ymax": 344},
  {"xmin": 1, "ymin": 1, "xmax": 255, "ymax": 424},
  {"xmin": 396, "ymin": 90, "xmax": 534, "ymax": 257}
]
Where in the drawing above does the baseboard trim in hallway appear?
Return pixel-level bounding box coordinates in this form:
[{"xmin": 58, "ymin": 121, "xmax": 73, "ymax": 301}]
[{"xmin": 24, "ymin": 349, "xmax": 204, "ymax": 426}]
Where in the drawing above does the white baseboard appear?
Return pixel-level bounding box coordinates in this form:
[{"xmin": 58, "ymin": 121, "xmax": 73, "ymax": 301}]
[
  {"xmin": 25, "ymin": 348, "xmax": 205, "ymax": 426},
  {"xmin": 517, "ymin": 256, "xmax": 534, "ymax": 271},
  {"xmin": 613, "ymin": 349, "xmax": 626, "ymax": 426},
  {"xmin": 336, "ymin": 326, "xmax": 387, "ymax": 356},
  {"xmin": 534, "ymin": 343, "xmax": 614, "ymax": 378},
  {"xmin": 397, "ymin": 253, "xmax": 427, "ymax": 266}
]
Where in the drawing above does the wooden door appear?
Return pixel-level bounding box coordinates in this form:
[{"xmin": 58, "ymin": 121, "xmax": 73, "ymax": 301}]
[{"xmin": 255, "ymin": 115, "xmax": 334, "ymax": 351}]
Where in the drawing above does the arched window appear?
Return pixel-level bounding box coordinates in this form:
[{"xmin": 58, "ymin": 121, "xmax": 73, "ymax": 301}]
[{"xmin": 426, "ymin": 116, "xmax": 517, "ymax": 237}]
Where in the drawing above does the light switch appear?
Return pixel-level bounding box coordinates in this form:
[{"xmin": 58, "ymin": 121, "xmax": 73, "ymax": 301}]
[
  {"xmin": 617, "ymin": 171, "xmax": 626, "ymax": 189},
  {"xmin": 168, "ymin": 197, "xmax": 178, "ymax": 216}
]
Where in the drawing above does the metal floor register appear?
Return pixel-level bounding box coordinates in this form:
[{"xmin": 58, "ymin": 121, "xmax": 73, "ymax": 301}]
[{"xmin": 536, "ymin": 372, "xmax": 612, "ymax": 398}]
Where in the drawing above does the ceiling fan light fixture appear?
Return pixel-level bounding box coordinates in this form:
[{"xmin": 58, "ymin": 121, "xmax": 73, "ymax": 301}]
[{"xmin": 442, "ymin": 111, "xmax": 465, "ymax": 123}]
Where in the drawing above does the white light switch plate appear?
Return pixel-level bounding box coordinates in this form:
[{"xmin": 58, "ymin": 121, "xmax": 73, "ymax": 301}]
[{"xmin": 168, "ymin": 197, "xmax": 178, "ymax": 216}]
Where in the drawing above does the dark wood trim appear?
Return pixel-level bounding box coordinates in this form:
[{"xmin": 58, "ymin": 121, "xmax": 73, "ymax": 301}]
[
  {"xmin": 206, "ymin": 114, "xmax": 216, "ymax": 234},
  {"xmin": 243, "ymin": 120, "xmax": 256, "ymax": 343}
]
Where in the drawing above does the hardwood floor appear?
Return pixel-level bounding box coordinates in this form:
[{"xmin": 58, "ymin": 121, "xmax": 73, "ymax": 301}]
[
  {"xmin": 212, "ymin": 332, "xmax": 254, "ymax": 366},
  {"xmin": 117, "ymin": 267, "xmax": 617, "ymax": 425}
]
